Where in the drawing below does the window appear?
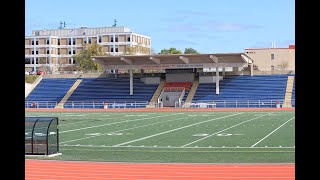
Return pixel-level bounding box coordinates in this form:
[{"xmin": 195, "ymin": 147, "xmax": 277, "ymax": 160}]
[
  {"xmin": 57, "ymin": 39, "xmax": 60, "ymax": 45},
  {"xmin": 57, "ymin": 48, "xmax": 60, "ymax": 55},
  {"xmin": 98, "ymin": 36, "xmax": 102, "ymax": 43},
  {"xmin": 32, "ymin": 50, "xmax": 34, "ymax": 55},
  {"xmin": 47, "ymin": 49, "xmax": 50, "ymax": 54},
  {"xmin": 73, "ymin": 50, "xmax": 76, "ymax": 54},
  {"xmin": 110, "ymin": 36, "xmax": 114, "ymax": 42},
  {"xmin": 127, "ymin": 37, "xmax": 130, "ymax": 42},
  {"xmin": 68, "ymin": 58, "xmax": 76, "ymax": 64},
  {"xmin": 88, "ymin": 37, "xmax": 92, "ymax": 44},
  {"xmin": 36, "ymin": 50, "xmax": 38, "ymax": 54},
  {"xmin": 46, "ymin": 38, "xmax": 50, "ymax": 45},
  {"xmin": 25, "ymin": 58, "xmax": 31, "ymax": 64},
  {"xmin": 83, "ymin": 38, "xmax": 87, "ymax": 44},
  {"xmin": 68, "ymin": 49, "xmax": 72, "ymax": 55},
  {"xmin": 271, "ymin": 65, "xmax": 275, "ymax": 71},
  {"xmin": 271, "ymin": 54, "xmax": 275, "ymax": 60},
  {"xmin": 35, "ymin": 57, "xmax": 39, "ymax": 64},
  {"xmin": 68, "ymin": 38, "xmax": 72, "ymax": 45},
  {"xmin": 36, "ymin": 40, "xmax": 38, "ymax": 45},
  {"xmin": 73, "ymin": 39, "xmax": 76, "ymax": 45},
  {"xmin": 32, "ymin": 40, "xmax": 34, "ymax": 45},
  {"xmin": 111, "ymin": 47, "xmax": 114, "ymax": 52},
  {"xmin": 115, "ymin": 35, "xmax": 118, "ymax": 42},
  {"xmin": 115, "ymin": 45, "xmax": 118, "ymax": 52}
]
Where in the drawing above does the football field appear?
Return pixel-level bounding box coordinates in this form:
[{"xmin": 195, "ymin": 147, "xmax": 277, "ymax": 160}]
[{"xmin": 25, "ymin": 111, "xmax": 295, "ymax": 163}]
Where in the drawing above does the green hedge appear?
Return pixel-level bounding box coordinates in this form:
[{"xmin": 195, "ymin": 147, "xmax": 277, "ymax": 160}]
[{"xmin": 25, "ymin": 75, "xmax": 40, "ymax": 84}]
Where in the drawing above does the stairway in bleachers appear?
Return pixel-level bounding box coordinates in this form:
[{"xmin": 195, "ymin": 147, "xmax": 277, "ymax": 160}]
[
  {"xmin": 185, "ymin": 78, "xmax": 199, "ymax": 105},
  {"xmin": 55, "ymin": 79, "xmax": 83, "ymax": 109},
  {"xmin": 146, "ymin": 80, "xmax": 165, "ymax": 108},
  {"xmin": 283, "ymin": 76, "xmax": 295, "ymax": 107}
]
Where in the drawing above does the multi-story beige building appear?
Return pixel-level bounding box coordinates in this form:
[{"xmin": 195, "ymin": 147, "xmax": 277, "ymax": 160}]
[
  {"xmin": 244, "ymin": 45, "xmax": 295, "ymax": 71},
  {"xmin": 25, "ymin": 26, "xmax": 151, "ymax": 72}
]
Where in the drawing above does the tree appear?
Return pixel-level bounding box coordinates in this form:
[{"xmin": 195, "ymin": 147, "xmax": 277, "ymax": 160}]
[
  {"xmin": 277, "ymin": 61, "xmax": 289, "ymax": 70},
  {"xmin": 123, "ymin": 46, "xmax": 136, "ymax": 55},
  {"xmin": 124, "ymin": 44, "xmax": 150, "ymax": 55},
  {"xmin": 184, "ymin": 48, "xmax": 199, "ymax": 54},
  {"xmin": 159, "ymin": 48, "xmax": 182, "ymax": 54},
  {"xmin": 73, "ymin": 43, "xmax": 106, "ymax": 71}
]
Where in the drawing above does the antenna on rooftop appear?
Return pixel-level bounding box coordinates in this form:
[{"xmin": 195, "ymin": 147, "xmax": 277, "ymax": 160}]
[
  {"xmin": 113, "ymin": 19, "xmax": 117, "ymax": 27},
  {"xmin": 59, "ymin": 21, "xmax": 63, "ymax": 29}
]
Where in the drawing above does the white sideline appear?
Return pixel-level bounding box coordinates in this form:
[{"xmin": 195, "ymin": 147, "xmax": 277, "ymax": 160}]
[
  {"xmin": 60, "ymin": 113, "xmax": 182, "ymax": 133},
  {"xmin": 250, "ymin": 117, "xmax": 295, "ymax": 147},
  {"xmin": 181, "ymin": 113, "xmax": 272, "ymax": 147},
  {"xmin": 61, "ymin": 144, "xmax": 295, "ymax": 149},
  {"xmin": 113, "ymin": 112, "xmax": 243, "ymax": 147},
  {"xmin": 60, "ymin": 115, "xmax": 193, "ymax": 144}
]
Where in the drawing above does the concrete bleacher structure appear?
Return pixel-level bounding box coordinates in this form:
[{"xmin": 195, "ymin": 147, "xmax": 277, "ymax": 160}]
[
  {"xmin": 26, "ymin": 78, "xmax": 77, "ymax": 108},
  {"xmin": 64, "ymin": 78, "xmax": 158, "ymax": 108},
  {"xmin": 193, "ymin": 75, "xmax": 289, "ymax": 101},
  {"xmin": 26, "ymin": 74, "xmax": 295, "ymax": 109}
]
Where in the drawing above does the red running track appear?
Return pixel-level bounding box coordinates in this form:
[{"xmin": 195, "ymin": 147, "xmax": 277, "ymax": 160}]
[{"xmin": 25, "ymin": 160, "xmax": 295, "ymax": 180}]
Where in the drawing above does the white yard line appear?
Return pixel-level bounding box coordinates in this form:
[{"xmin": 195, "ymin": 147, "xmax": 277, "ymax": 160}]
[
  {"xmin": 60, "ymin": 113, "xmax": 132, "ymax": 126},
  {"xmin": 181, "ymin": 113, "xmax": 272, "ymax": 147},
  {"xmin": 60, "ymin": 113, "xmax": 182, "ymax": 133},
  {"xmin": 251, "ymin": 117, "xmax": 295, "ymax": 148},
  {"xmin": 112, "ymin": 112, "xmax": 243, "ymax": 147},
  {"xmin": 60, "ymin": 115, "xmax": 192, "ymax": 144}
]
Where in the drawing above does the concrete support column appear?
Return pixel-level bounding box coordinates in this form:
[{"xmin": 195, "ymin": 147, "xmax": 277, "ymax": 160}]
[
  {"xmin": 216, "ymin": 67, "xmax": 220, "ymax": 95},
  {"xmin": 250, "ymin": 63, "xmax": 254, "ymax": 76},
  {"xmin": 130, "ymin": 69, "xmax": 133, "ymax": 95},
  {"xmin": 222, "ymin": 67, "xmax": 226, "ymax": 76}
]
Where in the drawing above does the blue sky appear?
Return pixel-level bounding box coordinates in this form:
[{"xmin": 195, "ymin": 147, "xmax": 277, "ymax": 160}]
[{"xmin": 26, "ymin": 0, "xmax": 295, "ymax": 53}]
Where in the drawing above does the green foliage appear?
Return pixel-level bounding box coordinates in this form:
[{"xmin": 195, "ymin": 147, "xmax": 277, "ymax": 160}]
[
  {"xmin": 73, "ymin": 43, "xmax": 106, "ymax": 71},
  {"xmin": 25, "ymin": 75, "xmax": 39, "ymax": 83},
  {"xmin": 184, "ymin": 48, "xmax": 199, "ymax": 54},
  {"xmin": 159, "ymin": 48, "xmax": 182, "ymax": 54},
  {"xmin": 123, "ymin": 46, "xmax": 136, "ymax": 55},
  {"xmin": 124, "ymin": 44, "xmax": 150, "ymax": 55}
]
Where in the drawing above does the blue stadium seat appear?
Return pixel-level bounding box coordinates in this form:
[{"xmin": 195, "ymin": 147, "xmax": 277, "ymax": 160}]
[
  {"xmin": 193, "ymin": 75, "xmax": 290, "ymax": 107},
  {"xmin": 26, "ymin": 78, "xmax": 77, "ymax": 108},
  {"xmin": 65, "ymin": 77, "xmax": 158, "ymax": 108}
]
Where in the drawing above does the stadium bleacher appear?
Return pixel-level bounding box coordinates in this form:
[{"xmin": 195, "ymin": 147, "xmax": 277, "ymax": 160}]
[
  {"xmin": 291, "ymin": 79, "xmax": 295, "ymax": 107},
  {"xmin": 26, "ymin": 78, "xmax": 77, "ymax": 108},
  {"xmin": 193, "ymin": 75, "xmax": 289, "ymax": 101},
  {"xmin": 64, "ymin": 78, "xmax": 158, "ymax": 108}
]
